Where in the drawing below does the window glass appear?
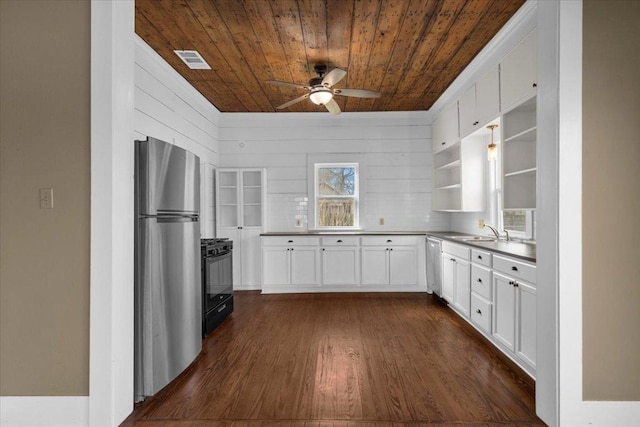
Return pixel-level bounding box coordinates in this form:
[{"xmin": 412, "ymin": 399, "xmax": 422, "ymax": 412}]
[{"xmin": 315, "ymin": 164, "xmax": 358, "ymax": 228}]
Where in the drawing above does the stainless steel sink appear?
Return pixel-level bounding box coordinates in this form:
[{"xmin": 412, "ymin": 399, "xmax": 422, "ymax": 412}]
[
  {"xmin": 446, "ymin": 235, "xmax": 497, "ymax": 243},
  {"xmin": 462, "ymin": 237, "xmax": 497, "ymax": 242}
]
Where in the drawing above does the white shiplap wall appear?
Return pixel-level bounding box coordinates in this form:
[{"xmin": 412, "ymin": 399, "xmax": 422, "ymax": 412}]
[
  {"xmin": 219, "ymin": 112, "xmax": 450, "ymax": 232},
  {"xmin": 134, "ymin": 36, "xmax": 221, "ymax": 237}
]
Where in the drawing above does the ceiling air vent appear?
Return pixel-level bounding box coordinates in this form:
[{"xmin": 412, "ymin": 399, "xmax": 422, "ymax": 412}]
[{"xmin": 174, "ymin": 50, "xmax": 211, "ymax": 70}]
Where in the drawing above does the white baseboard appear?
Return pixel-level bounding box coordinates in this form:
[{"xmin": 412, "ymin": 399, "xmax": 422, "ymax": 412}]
[
  {"xmin": 261, "ymin": 285, "xmax": 427, "ymax": 294},
  {"xmin": 0, "ymin": 396, "xmax": 89, "ymax": 427}
]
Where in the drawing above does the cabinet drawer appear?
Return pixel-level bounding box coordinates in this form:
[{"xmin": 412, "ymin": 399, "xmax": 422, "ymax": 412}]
[
  {"xmin": 471, "ymin": 264, "xmax": 492, "ymax": 300},
  {"xmin": 471, "ymin": 249, "xmax": 492, "ymax": 267},
  {"xmin": 262, "ymin": 236, "xmax": 319, "ymax": 246},
  {"xmin": 321, "ymin": 236, "xmax": 359, "ymax": 246},
  {"xmin": 360, "ymin": 236, "xmax": 416, "ymax": 246},
  {"xmin": 493, "ymin": 255, "xmax": 536, "ymax": 284},
  {"xmin": 471, "ymin": 294, "xmax": 492, "ymax": 334},
  {"xmin": 442, "ymin": 241, "xmax": 470, "ymax": 260}
]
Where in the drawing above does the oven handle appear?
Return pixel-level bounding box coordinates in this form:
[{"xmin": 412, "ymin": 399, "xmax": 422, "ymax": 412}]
[{"xmin": 205, "ymin": 249, "xmax": 232, "ymax": 258}]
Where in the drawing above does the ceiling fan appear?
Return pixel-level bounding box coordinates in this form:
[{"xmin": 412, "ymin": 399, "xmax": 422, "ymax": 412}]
[{"xmin": 267, "ymin": 65, "xmax": 381, "ymax": 115}]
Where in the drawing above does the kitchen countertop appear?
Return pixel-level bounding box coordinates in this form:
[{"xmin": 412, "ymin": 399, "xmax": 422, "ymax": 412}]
[
  {"xmin": 261, "ymin": 231, "xmax": 430, "ymax": 236},
  {"xmin": 261, "ymin": 230, "xmax": 535, "ymax": 262},
  {"xmin": 426, "ymin": 231, "xmax": 536, "ymax": 262}
]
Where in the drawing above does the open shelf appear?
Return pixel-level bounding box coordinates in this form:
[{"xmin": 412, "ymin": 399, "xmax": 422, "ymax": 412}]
[
  {"xmin": 504, "ymin": 126, "xmax": 536, "ymax": 143},
  {"xmin": 503, "ymin": 96, "xmax": 536, "ymax": 140},
  {"xmin": 505, "ymin": 168, "xmax": 536, "ymax": 178},
  {"xmin": 435, "ymin": 159, "xmax": 461, "ymax": 170}
]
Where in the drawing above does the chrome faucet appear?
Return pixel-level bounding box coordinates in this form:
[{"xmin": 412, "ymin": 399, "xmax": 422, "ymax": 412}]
[
  {"xmin": 484, "ymin": 224, "xmax": 501, "ymax": 239},
  {"xmin": 484, "ymin": 224, "xmax": 510, "ymax": 241}
]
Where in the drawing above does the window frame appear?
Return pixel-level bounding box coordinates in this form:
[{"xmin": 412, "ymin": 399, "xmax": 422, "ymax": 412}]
[{"xmin": 313, "ymin": 162, "xmax": 360, "ymax": 230}]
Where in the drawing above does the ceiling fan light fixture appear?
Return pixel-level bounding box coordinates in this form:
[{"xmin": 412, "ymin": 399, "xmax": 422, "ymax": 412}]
[{"xmin": 309, "ymin": 89, "xmax": 333, "ymax": 105}]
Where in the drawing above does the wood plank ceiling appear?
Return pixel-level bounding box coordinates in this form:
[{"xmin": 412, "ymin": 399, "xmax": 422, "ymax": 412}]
[{"xmin": 135, "ymin": 0, "xmax": 526, "ymax": 113}]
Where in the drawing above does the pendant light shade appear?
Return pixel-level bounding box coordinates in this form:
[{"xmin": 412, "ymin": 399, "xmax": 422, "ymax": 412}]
[
  {"xmin": 487, "ymin": 124, "xmax": 498, "ymax": 161},
  {"xmin": 309, "ymin": 89, "xmax": 333, "ymax": 105}
]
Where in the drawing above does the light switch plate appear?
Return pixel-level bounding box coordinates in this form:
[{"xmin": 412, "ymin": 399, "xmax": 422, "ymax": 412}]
[
  {"xmin": 478, "ymin": 219, "xmax": 485, "ymax": 229},
  {"xmin": 39, "ymin": 188, "xmax": 54, "ymax": 209},
  {"xmin": 379, "ymin": 217, "xmax": 385, "ymax": 225}
]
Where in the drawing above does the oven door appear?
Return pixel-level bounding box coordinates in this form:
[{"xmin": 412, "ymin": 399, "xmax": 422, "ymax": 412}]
[{"xmin": 203, "ymin": 250, "xmax": 233, "ymax": 312}]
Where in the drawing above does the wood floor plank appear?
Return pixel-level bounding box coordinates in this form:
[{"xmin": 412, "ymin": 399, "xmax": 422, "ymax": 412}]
[{"xmin": 122, "ymin": 292, "xmax": 546, "ymax": 426}]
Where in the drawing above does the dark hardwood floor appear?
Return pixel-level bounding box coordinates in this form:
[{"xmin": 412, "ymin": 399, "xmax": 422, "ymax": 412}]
[{"xmin": 122, "ymin": 292, "xmax": 545, "ymax": 426}]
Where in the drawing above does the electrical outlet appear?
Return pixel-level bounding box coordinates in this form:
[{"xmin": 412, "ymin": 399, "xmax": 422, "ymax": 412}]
[
  {"xmin": 379, "ymin": 217, "xmax": 385, "ymax": 225},
  {"xmin": 478, "ymin": 219, "xmax": 485, "ymax": 229},
  {"xmin": 39, "ymin": 188, "xmax": 53, "ymax": 209}
]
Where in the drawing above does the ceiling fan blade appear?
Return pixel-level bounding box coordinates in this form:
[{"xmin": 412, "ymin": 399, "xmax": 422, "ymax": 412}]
[
  {"xmin": 267, "ymin": 80, "xmax": 308, "ymax": 90},
  {"xmin": 324, "ymin": 98, "xmax": 341, "ymax": 115},
  {"xmin": 334, "ymin": 88, "xmax": 381, "ymax": 98},
  {"xmin": 276, "ymin": 94, "xmax": 309, "ymax": 110},
  {"xmin": 322, "ymin": 68, "xmax": 347, "ymax": 87}
]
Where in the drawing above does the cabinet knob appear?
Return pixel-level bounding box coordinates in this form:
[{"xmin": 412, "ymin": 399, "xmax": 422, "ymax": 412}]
[
  {"xmin": 511, "ymin": 266, "xmax": 518, "ymax": 271},
  {"xmin": 533, "ymin": 82, "xmax": 537, "ymax": 88},
  {"xmin": 477, "ymin": 278, "xmax": 482, "ymax": 283},
  {"xmin": 386, "ymin": 239, "xmax": 392, "ymax": 243},
  {"xmin": 322, "ymin": 248, "xmax": 325, "ymax": 251},
  {"xmin": 337, "ymin": 239, "xmax": 343, "ymax": 243},
  {"xmin": 476, "ymin": 309, "xmax": 482, "ymax": 315},
  {"xmin": 477, "ymin": 255, "xmax": 482, "ymax": 259},
  {"xmin": 291, "ymin": 248, "xmax": 294, "ymax": 251},
  {"xmin": 450, "ymin": 258, "xmax": 456, "ymax": 261},
  {"xmin": 390, "ymin": 248, "xmax": 393, "ymax": 251},
  {"xmin": 441, "ymin": 141, "xmax": 446, "ymax": 145}
]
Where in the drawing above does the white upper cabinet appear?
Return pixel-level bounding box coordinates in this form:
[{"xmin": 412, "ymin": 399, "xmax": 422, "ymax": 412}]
[
  {"xmin": 475, "ymin": 65, "xmax": 501, "ymax": 128},
  {"xmin": 432, "ymin": 102, "xmax": 459, "ymax": 153},
  {"xmin": 500, "ymin": 30, "xmax": 537, "ymax": 112},
  {"xmin": 458, "ymin": 86, "xmax": 477, "ymax": 138},
  {"xmin": 458, "ymin": 65, "xmax": 500, "ymax": 138}
]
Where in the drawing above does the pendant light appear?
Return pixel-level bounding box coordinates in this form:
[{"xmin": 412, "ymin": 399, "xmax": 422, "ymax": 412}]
[{"xmin": 487, "ymin": 124, "xmax": 498, "ymax": 161}]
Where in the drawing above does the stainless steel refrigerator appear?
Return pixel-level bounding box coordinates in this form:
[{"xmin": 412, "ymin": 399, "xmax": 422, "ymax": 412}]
[{"xmin": 134, "ymin": 137, "xmax": 201, "ymax": 402}]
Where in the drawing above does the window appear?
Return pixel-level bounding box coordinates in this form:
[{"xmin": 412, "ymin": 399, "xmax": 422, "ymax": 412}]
[
  {"xmin": 314, "ymin": 163, "xmax": 359, "ymax": 228},
  {"xmin": 503, "ymin": 210, "xmax": 535, "ymax": 240}
]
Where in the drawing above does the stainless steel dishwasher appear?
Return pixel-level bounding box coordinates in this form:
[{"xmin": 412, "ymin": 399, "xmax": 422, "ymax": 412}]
[{"xmin": 426, "ymin": 237, "xmax": 443, "ymax": 297}]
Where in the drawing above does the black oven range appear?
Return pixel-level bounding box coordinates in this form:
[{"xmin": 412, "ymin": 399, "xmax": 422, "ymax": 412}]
[{"xmin": 201, "ymin": 238, "xmax": 233, "ymax": 338}]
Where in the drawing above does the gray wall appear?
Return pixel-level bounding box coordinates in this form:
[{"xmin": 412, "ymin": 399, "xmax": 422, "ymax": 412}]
[
  {"xmin": 0, "ymin": 0, "xmax": 90, "ymax": 395},
  {"xmin": 582, "ymin": 0, "xmax": 640, "ymax": 400}
]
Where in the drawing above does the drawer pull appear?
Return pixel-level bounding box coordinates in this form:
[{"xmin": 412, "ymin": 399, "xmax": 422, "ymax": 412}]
[
  {"xmin": 441, "ymin": 141, "xmax": 446, "ymax": 145},
  {"xmin": 476, "ymin": 309, "xmax": 482, "ymax": 315},
  {"xmin": 450, "ymin": 258, "xmax": 455, "ymax": 261},
  {"xmin": 288, "ymin": 240, "xmax": 293, "ymax": 243},
  {"xmin": 337, "ymin": 239, "xmax": 343, "ymax": 243},
  {"xmin": 511, "ymin": 266, "xmax": 518, "ymax": 271},
  {"xmin": 386, "ymin": 239, "xmax": 392, "ymax": 243},
  {"xmin": 477, "ymin": 255, "xmax": 482, "ymax": 259},
  {"xmin": 217, "ymin": 304, "xmax": 227, "ymax": 313}
]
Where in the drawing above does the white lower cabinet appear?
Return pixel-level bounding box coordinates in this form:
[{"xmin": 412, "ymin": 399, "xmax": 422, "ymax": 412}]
[
  {"xmin": 262, "ymin": 237, "xmax": 320, "ymax": 288},
  {"xmin": 360, "ymin": 237, "xmax": 418, "ymax": 286},
  {"xmin": 437, "ymin": 239, "xmax": 537, "ymax": 377},
  {"xmin": 491, "ymin": 256, "xmax": 537, "ymax": 373},
  {"xmin": 321, "ymin": 241, "xmax": 359, "ymax": 285},
  {"xmin": 262, "ymin": 235, "xmax": 423, "ymax": 293},
  {"xmin": 441, "ymin": 242, "xmax": 470, "ymax": 314}
]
